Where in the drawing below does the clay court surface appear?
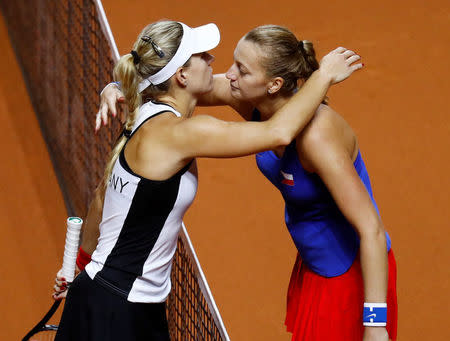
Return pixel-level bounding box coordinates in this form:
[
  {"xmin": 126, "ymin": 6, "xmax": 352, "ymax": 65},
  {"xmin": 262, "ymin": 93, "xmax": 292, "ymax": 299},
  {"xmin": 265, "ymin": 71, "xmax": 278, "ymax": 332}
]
[{"xmin": 1, "ymin": 0, "xmax": 449, "ymax": 340}]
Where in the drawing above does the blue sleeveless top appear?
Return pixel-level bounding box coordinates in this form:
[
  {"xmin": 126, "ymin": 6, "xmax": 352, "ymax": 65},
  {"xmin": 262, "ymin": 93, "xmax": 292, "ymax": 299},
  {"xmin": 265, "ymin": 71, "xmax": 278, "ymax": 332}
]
[{"xmin": 254, "ymin": 112, "xmax": 391, "ymax": 277}]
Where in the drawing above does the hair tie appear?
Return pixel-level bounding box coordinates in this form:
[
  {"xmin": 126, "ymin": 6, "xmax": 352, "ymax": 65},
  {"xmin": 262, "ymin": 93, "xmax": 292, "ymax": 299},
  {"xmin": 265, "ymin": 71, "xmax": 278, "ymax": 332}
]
[
  {"xmin": 141, "ymin": 35, "xmax": 165, "ymax": 58},
  {"xmin": 122, "ymin": 128, "xmax": 132, "ymax": 138},
  {"xmin": 130, "ymin": 50, "xmax": 140, "ymax": 65}
]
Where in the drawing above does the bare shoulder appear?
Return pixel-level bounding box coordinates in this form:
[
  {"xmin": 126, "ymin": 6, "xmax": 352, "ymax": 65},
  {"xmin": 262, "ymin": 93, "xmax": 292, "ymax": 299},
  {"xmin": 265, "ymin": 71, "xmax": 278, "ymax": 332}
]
[
  {"xmin": 299, "ymin": 105, "xmax": 347, "ymax": 143},
  {"xmin": 140, "ymin": 113, "xmax": 227, "ymax": 153},
  {"xmin": 298, "ymin": 104, "xmax": 357, "ymax": 167},
  {"xmin": 138, "ymin": 110, "xmax": 182, "ymax": 135},
  {"xmin": 124, "ymin": 112, "xmax": 189, "ymax": 180},
  {"xmin": 131, "ymin": 111, "xmax": 183, "ymax": 152},
  {"xmin": 138, "ymin": 112, "xmax": 228, "ymax": 146}
]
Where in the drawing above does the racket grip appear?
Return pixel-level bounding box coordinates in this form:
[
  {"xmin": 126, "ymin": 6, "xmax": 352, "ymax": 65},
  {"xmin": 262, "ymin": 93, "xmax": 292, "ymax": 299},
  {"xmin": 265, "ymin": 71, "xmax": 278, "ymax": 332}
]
[{"xmin": 61, "ymin": 217, "xmax": 83, "ymax": 282}]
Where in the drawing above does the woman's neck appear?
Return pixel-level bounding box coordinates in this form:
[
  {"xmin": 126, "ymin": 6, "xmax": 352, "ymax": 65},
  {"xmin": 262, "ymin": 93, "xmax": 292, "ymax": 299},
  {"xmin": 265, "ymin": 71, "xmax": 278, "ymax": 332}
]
[
  {"xmin": 255, "ymin": 94, "xmax": 292, "ymax": 121},
  {"xmin": 156, "ymin": 89, "xmax": 197, "ymax": 118}
]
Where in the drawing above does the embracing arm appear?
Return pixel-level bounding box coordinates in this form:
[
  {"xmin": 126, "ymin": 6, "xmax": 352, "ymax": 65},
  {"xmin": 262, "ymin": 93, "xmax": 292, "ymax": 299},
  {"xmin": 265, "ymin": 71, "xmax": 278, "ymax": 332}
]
[
  {"xmin": 169, "ymin": 48, "xmax": 361, "ymax": 159},
  {"xmin": 97, "ymin": 48, "xmax": 361, "ymax": 130},
  {"xmin": 95, "ymin": 74, "xmax": 252, "ymax": 130},
  {"xmin": 168, "ymin": 69, "xmax": 336, "ymax": 158}
]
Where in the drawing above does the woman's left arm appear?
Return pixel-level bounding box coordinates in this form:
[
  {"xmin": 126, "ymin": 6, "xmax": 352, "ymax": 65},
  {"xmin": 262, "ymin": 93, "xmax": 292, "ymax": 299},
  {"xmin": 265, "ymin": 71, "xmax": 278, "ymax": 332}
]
[
  {"xmin": 300, "ymin": 112, "xmax": 388, "ymax": 340},
  {"xmin": 79, "ymin": 186, "xmax": 104, "ymax": 254},
  {"xmin": 53, "ymin": 186, "xmax": 103, "ymax": 300}
]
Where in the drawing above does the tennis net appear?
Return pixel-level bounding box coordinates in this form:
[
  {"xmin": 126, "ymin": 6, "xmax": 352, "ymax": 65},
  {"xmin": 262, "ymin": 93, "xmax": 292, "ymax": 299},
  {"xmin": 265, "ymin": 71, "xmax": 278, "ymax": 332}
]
[{"xmin": 0, "ymin": 1, "xmax": 229, "ymax": 340}]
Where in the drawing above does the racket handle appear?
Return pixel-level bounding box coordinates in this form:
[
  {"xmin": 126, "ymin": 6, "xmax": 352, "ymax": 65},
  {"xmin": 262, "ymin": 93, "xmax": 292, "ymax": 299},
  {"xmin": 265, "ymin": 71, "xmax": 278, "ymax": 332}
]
[{"xmin": 61, "ymin": 217, "xmax": 83, "ymax": 282}]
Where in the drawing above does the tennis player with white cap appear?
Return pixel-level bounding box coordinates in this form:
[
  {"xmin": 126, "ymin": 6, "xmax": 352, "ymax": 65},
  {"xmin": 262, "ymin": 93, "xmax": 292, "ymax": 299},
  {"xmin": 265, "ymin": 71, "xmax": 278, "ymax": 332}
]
[
  {"xmin": 137, "ymin": 22, "xmax": 220, "ymax": 92},
  {"xmin": 54, "ymin": 19, "xmax": 362, "ymax": 341}
]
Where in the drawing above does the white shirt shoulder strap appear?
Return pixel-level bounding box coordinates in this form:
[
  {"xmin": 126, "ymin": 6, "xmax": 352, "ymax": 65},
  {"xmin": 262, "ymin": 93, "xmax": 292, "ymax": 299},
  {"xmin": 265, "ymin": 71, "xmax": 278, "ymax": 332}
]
[{"xmin": 132, "ymin": 101, "xmax": 181, "ymax": 134}]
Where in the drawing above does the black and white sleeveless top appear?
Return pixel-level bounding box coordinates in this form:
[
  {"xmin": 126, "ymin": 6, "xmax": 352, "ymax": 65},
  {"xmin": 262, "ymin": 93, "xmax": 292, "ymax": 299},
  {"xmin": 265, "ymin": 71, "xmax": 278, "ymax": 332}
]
[{"xmin": 85, "ymin": 101, "xmax": 198, "ymax": 303}]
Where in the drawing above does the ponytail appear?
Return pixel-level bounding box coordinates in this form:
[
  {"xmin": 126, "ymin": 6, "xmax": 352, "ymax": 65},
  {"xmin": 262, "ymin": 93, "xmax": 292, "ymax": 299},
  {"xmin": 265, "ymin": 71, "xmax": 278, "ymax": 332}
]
[
  {"xmin": 101, "ymin": 20, "xmax": 184, "ymax": 192},
  {"xmin": 102, "ymin": 53, "xmax": 141, "ymax": 191},
  {"xmin": 298, "ymin": 40, "xmax": 319, "ymax": 80}
]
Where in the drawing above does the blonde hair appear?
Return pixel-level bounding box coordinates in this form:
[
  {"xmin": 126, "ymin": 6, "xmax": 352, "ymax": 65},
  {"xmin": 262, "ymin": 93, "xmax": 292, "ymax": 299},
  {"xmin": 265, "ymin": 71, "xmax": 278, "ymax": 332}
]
[
  {"xmin": 102, "ymin": 20, "xmax": 184, "ymax": 190},
  {"xmin": 244, "ymin": 25, "xmax": 321, "ymax": 96}
]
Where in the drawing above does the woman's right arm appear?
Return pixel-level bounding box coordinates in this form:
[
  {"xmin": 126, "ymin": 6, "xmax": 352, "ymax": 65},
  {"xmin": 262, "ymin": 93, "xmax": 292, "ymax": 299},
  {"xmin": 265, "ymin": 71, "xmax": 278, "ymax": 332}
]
[
  {"xmin": 96, "ymin": 83, "xmax": 125, "ymax": 132},
  {"xmin": 168, "ymin": 47, "xmax": 362, "ymax": 159},
  {"xmin": 95, "ymin": 73, "xmax": 253, "ymax": 132}
]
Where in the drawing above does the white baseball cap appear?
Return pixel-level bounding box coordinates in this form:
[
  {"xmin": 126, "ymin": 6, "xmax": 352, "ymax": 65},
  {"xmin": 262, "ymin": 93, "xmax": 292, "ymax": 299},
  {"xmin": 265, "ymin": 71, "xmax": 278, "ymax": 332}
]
[{"xmin": 138, "ymin": 22, "xmax": 220, "ymax": 92}]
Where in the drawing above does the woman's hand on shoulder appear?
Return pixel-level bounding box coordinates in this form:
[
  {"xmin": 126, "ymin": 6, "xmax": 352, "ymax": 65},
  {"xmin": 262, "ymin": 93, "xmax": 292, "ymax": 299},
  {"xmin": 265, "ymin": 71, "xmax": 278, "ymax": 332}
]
[
  {"xmin": 95, "ymin": 83, "xmax": 125, "ymax": 133},
  {"xmin": 319, "ymin": 47, "xmax": 363, "ymax": 85}
]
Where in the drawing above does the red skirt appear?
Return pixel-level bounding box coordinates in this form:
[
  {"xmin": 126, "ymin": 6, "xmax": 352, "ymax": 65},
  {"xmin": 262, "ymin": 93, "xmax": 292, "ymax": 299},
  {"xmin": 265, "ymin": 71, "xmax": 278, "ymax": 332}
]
[{"xmin": 285, "ymin": 250, "xmax": 397, "ymax": 341}]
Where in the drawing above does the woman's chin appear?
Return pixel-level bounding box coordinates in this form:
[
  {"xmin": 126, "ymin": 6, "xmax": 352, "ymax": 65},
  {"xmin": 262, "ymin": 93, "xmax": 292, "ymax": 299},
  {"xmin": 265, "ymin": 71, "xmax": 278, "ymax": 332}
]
[
  {"xmin": 198, "ymin": 85, "xmax": 214, "ymax": 95},
  {"xmin": 230, "ymin": 87, "xmax": 241, "ymax": 99}
]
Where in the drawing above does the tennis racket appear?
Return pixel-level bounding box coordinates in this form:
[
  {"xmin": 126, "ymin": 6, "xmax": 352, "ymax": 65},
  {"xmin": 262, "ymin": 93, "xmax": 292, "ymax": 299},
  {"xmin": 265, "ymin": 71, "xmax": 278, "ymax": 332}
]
[{"xmin": 22, "ymin": 217, "xmax": 83, "ymax": 341}]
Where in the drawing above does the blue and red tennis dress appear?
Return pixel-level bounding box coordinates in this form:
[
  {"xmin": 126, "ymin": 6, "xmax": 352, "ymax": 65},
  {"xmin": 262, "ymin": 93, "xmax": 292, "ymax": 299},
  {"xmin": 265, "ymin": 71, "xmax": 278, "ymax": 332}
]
[{"xmin": 254, "ymin": 111, "xmax": 397, "ymax": 340}]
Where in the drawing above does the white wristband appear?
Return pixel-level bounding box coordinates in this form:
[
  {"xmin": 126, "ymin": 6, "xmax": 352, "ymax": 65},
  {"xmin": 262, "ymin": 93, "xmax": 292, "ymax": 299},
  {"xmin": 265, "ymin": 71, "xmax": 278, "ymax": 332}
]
[{"xmin": 100, "ymin": 82, "xmax": 121, "ymax": 97}]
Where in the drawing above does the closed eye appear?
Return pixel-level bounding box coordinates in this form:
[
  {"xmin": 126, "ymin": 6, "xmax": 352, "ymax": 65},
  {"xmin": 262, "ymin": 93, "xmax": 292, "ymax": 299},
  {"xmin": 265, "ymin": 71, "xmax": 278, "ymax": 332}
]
[
  {"xmin": 238, "ymin": 64, "xmax": 249, "ymax": 75},
  {"xmin": 233, "ymin": 57, "xmax": 249, "ymax": 75}
]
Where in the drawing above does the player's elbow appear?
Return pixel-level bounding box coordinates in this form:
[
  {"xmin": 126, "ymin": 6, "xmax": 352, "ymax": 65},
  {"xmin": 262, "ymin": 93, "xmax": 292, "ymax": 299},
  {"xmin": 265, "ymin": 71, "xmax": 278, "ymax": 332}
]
[
  {"xmin": 359, "ymin": 219, "xmax": 386, "ymax": 247},
  {"xmin": 269, "ymin": 126, "xmax": 295, "ymax": 148}
]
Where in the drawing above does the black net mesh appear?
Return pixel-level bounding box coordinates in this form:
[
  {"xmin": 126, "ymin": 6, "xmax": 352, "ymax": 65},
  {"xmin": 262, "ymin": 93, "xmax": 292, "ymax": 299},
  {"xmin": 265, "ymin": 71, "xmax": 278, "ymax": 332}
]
[
  {"xmin": 1, "ymin": 1, "xmax": 227, "ymax": 340},
  {"xmin": 168, "ymin": 238, "xmax": 225, "ymax": 340}
]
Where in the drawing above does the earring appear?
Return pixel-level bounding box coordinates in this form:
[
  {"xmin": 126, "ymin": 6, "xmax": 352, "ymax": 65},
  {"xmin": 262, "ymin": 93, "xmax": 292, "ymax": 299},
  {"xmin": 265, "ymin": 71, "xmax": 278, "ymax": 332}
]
[{"xmin": 268, "ymin": 89, "xmax": 272, "ymax": 94}]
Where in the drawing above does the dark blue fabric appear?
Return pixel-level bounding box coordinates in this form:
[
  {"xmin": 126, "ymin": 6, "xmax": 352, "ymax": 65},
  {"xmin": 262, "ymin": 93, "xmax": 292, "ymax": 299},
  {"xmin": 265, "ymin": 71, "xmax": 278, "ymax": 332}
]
[{"xmin": 253, "ymin": 111, "xmax": 391, "ymax": 277}]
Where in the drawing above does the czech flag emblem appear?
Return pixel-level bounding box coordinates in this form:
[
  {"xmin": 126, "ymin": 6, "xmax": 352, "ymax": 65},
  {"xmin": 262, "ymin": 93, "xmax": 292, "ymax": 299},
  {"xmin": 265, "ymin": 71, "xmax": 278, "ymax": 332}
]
[{"xmin": 281, "ymin": 170, "xmax": 294, "ymax": 186}]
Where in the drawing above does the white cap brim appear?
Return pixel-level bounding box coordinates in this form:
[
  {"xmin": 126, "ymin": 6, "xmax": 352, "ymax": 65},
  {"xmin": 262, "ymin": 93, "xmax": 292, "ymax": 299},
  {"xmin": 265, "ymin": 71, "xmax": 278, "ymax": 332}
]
[
  {"xmin": 190, "ymin": 23, "xmax": 221, "ymax": 54},
  {"xmin": 138, "ymin": 22, "xmax": 220, "ymax": 91}
]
